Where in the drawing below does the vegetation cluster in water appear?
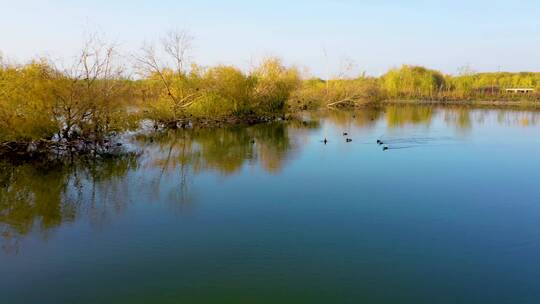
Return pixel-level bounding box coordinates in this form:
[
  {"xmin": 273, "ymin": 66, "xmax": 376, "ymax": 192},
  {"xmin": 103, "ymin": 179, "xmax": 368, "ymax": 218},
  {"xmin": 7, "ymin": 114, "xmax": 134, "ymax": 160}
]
[{"xmin": 2, "ymin": 31, "xmax": 540, "ymax": 157}]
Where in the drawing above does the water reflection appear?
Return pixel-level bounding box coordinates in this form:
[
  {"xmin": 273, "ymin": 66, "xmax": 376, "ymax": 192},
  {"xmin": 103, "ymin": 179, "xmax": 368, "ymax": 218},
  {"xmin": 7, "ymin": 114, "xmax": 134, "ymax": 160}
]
[
  {"xmin": 497, "ymin": 109, "xmax": 540, "ymax": 127},
  {"xmin": 320, "ymin": 104, "xmax": 540, "ymax": 131},
  {"xmin": 137, "ymin": 121, "xmax": 319, "ymax": 176},
  {"xmin": 0, "ymin": 154, "xmax": 139, "ymax": 253},
  {"xmin": 1, "ymin": 105, "xmax": 540, "ymax": 253},
  {"xmin": 386, "ymin": 105, "xmax": 434, "ymax": 128},
  {"xmin": 0, "ymin": 122, "xmax": 319, "ymax": 252},
  {"xmin": 319, "ymin": 107, "xmax": 384, "ymax": 129}
]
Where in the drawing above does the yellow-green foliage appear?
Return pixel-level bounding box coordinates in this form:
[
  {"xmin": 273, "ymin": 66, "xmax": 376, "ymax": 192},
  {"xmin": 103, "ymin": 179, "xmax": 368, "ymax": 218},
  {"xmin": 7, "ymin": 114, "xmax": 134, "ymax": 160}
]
[
  {"xmin": 446, "ymin": 72, "xmax": 540, "ymax": 99},
  {"xmin": 289, "ymin": 76, "xmax": 382, "ymax": 109},
  {"xmin": 454, "ymin": 72, "xmax": 540, "ymax": 89},
  {"xmin": 140, "ymin": 72, "xmax": 187, "ymax": 123},
  {"xmin": 0, "ymin": 58, "xmax": 136, "ymax": 143},
  {"xmin": 5, "ymin": 46, "xmax": 540, "ymax": 146},
  {"xmin": 0, "ymin": 61, "xmax": 58, "ymax": 142},
  {"xmin": 290, "ymin": 76, "xmax": 381, "ymax": 109},
  {"xmin": 189, "ymin": 65, "xmax": 254, "ymax": 118},
  {"xmin": 142, "ymin": 58, "xmax": 300, "ymax": 121},
  {"xmin": 381, "ymin": 66, "xmax": 540, "ymax": 101},
  {"xmin": 251, "ymin": 58, "xmax": 301, "ymax": 114},
  {"xmin": 288, "ymin": 78, "xmax": 327, "ymax": 109},
  {"xmin": 382, "ymin": 65, "xmax": 445, "ymax": 99},
  {"xmin": 51, "ymin": 74, "xmax": 136, "ymax": 139}
]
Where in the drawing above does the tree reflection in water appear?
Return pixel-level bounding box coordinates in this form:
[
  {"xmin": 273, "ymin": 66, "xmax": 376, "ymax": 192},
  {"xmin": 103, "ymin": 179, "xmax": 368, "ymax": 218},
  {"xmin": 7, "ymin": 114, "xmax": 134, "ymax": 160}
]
[
  {"xmin": 0, "ymin": 154, "xmax": 139, "ymax": 253},
  {"xmin": 0, "ymin": 120, "xmax": 319, "ymax": 252},
  {"xmin": 2, "ymin": 106, "xmax": 540, "ymax": 253}
]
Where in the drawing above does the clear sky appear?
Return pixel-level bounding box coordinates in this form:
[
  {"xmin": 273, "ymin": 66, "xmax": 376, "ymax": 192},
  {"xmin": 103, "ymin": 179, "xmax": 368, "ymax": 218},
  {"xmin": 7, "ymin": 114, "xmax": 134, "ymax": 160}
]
[{"xmin": 1, "ymin": 0, "xmax": 540, "ymax": 77}]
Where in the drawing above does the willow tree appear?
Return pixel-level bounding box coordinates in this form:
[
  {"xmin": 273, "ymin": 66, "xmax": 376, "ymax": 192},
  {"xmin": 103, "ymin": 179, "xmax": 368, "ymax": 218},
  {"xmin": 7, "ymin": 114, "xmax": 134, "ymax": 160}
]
[
  {"xmin": 0, "ymin": 34, "xmax": 134, "ymax": 145},
  {"xmin": 0, "ymin": 60, "xmax": 58, "ymax": 142},
  {"xmin": 250, "ymin": 57, "xmax": 301, "ymax": 114},
  {"xmin": 189, "ymin": 65, "xmax": 255, "ymax": 117},
  {"xmin": 382, "ymin": 65, "xmax": 445, "ymax": 99}
]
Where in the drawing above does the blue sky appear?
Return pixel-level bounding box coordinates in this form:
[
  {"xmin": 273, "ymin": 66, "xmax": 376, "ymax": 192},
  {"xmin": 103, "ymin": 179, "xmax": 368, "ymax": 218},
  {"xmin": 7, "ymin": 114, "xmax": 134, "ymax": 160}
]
[{"xmin": 1, "ymin": 0, "xmax": 540, "ymax": 76}]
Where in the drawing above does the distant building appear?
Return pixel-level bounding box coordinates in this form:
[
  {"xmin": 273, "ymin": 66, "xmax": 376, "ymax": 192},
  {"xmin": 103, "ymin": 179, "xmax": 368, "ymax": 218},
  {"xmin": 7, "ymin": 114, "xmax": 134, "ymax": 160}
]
[{"xmin": 505, "ymin": 88, "xmax": 535, "ymax": 94}]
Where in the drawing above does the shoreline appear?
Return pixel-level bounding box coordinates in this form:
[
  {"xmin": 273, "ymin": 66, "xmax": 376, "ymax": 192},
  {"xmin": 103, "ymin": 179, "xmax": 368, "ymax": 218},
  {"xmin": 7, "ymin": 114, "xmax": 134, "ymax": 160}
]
[
  {"xmin": 0, "ymin": 101, "xmax": 537, "ymax": 160},
  {"xmin": 0, "ymin": 114, "xmax": 291, "ymax": 160},
  {"xmin": 381, "ymin": 99, "xmax": 540, "ymax": 108},
  {"xmin": 0, "ymin": 139, "xmax": 127, "ymax": 161}
]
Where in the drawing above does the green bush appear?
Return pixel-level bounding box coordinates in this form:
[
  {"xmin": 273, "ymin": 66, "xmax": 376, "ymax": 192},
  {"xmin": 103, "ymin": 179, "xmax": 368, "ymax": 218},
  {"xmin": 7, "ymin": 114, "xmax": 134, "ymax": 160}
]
[{"xmin": 0, "ymin": 61, "xmax": 58, "ymax": 142}]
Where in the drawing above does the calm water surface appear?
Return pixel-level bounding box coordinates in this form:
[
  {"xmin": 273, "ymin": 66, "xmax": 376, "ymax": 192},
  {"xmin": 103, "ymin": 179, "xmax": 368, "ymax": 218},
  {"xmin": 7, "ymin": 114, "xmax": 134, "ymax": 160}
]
[{"xmin": 1, "ymin": 105, "xmax": 540, "ymax": 303}]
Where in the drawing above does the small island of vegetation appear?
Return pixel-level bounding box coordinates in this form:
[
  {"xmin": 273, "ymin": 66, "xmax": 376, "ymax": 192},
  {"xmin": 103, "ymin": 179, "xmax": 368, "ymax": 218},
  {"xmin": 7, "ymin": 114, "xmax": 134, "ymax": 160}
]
[{"xmin": 2, "ymin": 30, "xmax": 540, "ymax": 158}]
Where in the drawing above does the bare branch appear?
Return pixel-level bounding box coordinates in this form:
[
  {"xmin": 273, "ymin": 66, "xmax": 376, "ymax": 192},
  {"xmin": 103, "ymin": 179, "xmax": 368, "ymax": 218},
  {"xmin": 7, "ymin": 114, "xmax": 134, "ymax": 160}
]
[{"xmin": 162, "ymin": 29, "xmax": 193, "ymax": 75}]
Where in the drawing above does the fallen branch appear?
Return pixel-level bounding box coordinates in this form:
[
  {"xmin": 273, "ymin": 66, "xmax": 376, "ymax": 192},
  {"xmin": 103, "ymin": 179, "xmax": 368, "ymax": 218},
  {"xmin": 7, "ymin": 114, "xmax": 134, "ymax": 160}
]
[{"xmin": 326, "ymin": 98, "xmax": 354, "ymax": 108}]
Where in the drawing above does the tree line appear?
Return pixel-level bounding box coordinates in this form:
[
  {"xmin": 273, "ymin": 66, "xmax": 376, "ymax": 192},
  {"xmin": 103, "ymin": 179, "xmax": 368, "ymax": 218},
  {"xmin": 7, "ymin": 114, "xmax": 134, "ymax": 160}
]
[
  {"xmin": 0, "ymin": 31, "xmax": 301, "ymax": 148},
  {"xmin": 291, "ymin": 65, "xmax": 540, "ymax": 109},
  {"xmin": 1, "ymin": 31, "xmax": 540, "ymax": 147}
]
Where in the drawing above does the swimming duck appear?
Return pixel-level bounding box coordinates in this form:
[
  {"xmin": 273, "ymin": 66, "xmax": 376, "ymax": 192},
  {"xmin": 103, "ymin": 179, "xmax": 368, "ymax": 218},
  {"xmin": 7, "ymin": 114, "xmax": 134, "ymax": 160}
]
[
  {"xmin": 346, "ymin": 138, "xmax": 352, "ymax": 142},
  {"xmin": 382, "ymin": 145, "xmax": 389, "ymax": 151},
  {"xmin": 323, "ymin": 138, "xmax": 328, "ymax": 144},
  {"xmin": 343, "ymin": 132, "xmax": 348, "ymax": 136},
  {"xmin": 377, "ymin": 139, "xmax": 383, "ymax": 145}
]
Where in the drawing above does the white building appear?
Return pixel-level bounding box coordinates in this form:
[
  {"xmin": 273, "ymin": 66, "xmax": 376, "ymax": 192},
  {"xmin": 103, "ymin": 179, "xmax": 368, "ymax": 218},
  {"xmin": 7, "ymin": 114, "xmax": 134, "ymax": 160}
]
[{"xmin": 505, "ymin": 88, "xmax": 535, "ymax": 93}]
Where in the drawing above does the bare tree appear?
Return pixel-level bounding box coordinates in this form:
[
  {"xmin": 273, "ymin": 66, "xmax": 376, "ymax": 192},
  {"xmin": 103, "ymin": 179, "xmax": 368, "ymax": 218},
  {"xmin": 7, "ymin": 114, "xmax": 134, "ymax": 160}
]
[
  {"xmin": 50, "ymin": 33, "xmax": 125, "ymax": 140},
  {"xmin": 134, "ymin": 29, "xmax": 199, "ymax": 123},
  {"xmin": 162, "ymin": 29, "xmax": 193, "ymax": 75},
  {"xmin": 458, "ymin": 64, "xmax": 475, "ymax": 76},
  {"xmin": 135, "ymin": 43, "xmax": 179, "ymax": 105},
  {"xmin": 335, "ymin": 56, "xmax": 358, "ymax": 80}
]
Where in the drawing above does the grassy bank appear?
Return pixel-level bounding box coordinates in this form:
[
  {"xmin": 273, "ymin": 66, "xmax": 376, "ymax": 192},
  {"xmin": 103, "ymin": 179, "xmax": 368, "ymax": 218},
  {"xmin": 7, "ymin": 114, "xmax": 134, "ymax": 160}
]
[{"xmin": 291, "ymin": 65, "xmax": 540, "ymax": 110}]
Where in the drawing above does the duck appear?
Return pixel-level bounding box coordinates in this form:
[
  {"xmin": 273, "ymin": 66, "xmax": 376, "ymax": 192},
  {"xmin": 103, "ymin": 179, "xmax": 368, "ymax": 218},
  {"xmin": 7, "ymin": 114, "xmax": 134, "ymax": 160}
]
[
  {"xmin": 343, "ymin": 132, "xmax": 348, "ymax": 136},
  {"xmin": 377, "ymin": 139, "xmax": 383, "ymax": 145},
  {"xmin": 382, "ymin": 145, "xmax": 389, "ymax": 151},
  {"xmin": 323, "ymin": 138, "xmax": 328, "ymax": 144},
  {"xmin": 346, "ymin": 138, "xmax": 352, "ymax": 143}
]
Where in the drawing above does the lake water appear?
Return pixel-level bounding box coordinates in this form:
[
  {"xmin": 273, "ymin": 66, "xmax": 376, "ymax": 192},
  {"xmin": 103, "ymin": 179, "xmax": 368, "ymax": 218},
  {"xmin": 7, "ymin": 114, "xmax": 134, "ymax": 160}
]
[{"xmin": 2, "ymin": 105, "xmax": 540, "ymax": 303}]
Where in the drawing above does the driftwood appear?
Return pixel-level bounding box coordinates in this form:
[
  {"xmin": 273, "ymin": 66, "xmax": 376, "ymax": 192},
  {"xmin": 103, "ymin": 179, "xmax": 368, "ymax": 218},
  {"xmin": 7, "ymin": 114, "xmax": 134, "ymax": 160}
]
[
  {"xmin": 326, "ymin": 98, "xmax": 355, "ymax": 108},
  {"xmin": 326, "ymin": 95, "xmax": 368, "ymax": 108}
]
